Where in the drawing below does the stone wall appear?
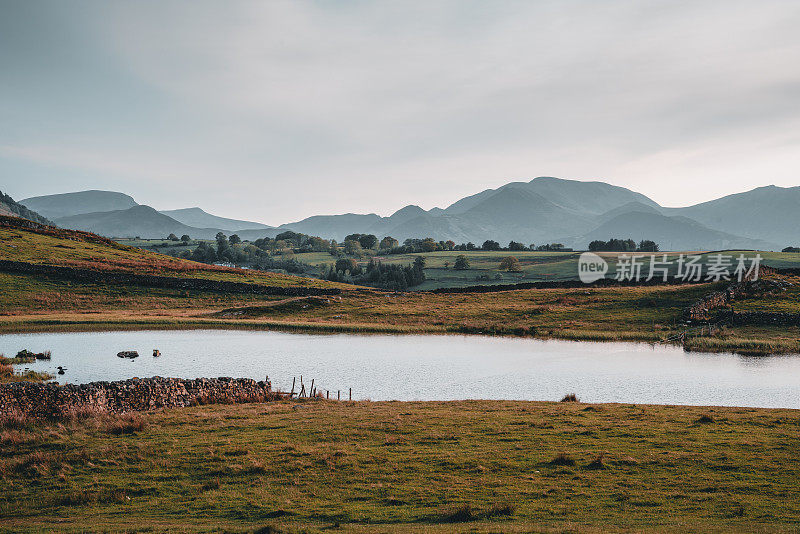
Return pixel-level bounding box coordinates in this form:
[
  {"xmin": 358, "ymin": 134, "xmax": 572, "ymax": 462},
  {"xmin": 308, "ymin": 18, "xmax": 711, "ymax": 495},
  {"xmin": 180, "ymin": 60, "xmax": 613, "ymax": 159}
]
[
  {"xmin": 0, "ymin": 377, "xmax": 279, "ymax": 418},
  {"xmin": 0, "ymin": 260, "xmax": 341, "ymax": 297}
]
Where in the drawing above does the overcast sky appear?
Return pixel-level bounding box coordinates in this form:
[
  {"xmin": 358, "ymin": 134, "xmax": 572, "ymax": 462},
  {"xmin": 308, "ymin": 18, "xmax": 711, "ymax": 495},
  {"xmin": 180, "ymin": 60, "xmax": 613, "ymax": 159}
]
[{"xmin": 2, "ymin": 1, "xmax": 800, "ymax": 224}]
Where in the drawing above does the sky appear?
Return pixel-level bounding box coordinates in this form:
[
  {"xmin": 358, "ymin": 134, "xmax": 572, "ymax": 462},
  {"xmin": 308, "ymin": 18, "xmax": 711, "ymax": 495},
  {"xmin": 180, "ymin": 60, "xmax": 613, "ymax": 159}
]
[{"xmin": 2, "ymin": 0, "xmax": 800, "ymax": 225}]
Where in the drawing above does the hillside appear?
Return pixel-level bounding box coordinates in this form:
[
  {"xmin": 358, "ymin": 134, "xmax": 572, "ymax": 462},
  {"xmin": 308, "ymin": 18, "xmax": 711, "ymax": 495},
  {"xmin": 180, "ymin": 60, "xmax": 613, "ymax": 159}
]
[
  {"xmin": 20, "ymin": 190, "xmax": 137, "ymax": 219},
  {"xmin": 159, "ymin": 207, "xmax": 273, "ymax": 231},
  {"xmin": 0, "ymin": 191, "xmax": 54, "ymax": 225},
  {"xmin": 0, "ymin": 214, "xmax": 339, "ymax": 289},
  {"xmin": 667, "ymin": 185, "xmax": 800, "ymax": 247}
]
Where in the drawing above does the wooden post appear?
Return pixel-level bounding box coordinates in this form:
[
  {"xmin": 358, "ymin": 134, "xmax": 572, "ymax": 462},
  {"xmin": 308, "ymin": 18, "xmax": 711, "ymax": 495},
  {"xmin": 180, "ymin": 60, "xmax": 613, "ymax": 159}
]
[
  {"xmin": 337, "ymin": 390, "xmax": 340, "ymax": 401},
  {"xmin": 290, "ymin": 377, "xmax": 296, "ymax": 397},
  {"xmin": 310, "ymin": 379, "xmax": 315, "ymax": 398},
  {"xmin": 349, "ymin": 388, "xmax": 352, "ymax": 401},
  {"xmin": 326, "ymin": 390, "xmax": 329, "ymax": 399}
]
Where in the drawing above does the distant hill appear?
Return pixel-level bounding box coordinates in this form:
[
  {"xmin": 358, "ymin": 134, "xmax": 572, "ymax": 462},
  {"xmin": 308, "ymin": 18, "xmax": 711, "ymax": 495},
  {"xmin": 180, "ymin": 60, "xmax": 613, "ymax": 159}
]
[
  {"xmin": 666, "ymin": 185, "xmax": 800, "ymax": 247},
  {"xmin": 0, "ymin": 191, "xmax": 55, "ymax": 225},
  {"xmin": 277, "ymin": 178, "xmax": 658, "ymax": 242},
  {"xmin": 159, "ymin": 207, "xmax": 272, "ymax": 231},
  {"xmin": 21, "ymin": 190, "xmax": 137, "ymax": 219},
  {"xmin": 22, "ymin": 177, "xmax": 800, "ymax": 250},
  {"xmin": 54, "ymin": 205, "xmax": 196, "ymax": 239},
  {"xmin": 279, "ymin": 213, "xmax": 382, "ymax": 240},
  {"xmin": 575, "ymin": 212, "xmax": 779, "ymax": 251}
]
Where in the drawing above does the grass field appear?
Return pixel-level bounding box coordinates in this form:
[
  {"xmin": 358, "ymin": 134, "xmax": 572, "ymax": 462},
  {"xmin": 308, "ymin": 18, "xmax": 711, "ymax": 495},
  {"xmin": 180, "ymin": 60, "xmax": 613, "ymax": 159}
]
[
  {"xmin": 2, "ymin": 400, "xmax": 799, "ymax": 532},
  {"xmin": 118, "ymin": 236, "xmax": 800, "ymax": 290},
  {"xmin": 3, "ymin": 216, "xmax": 800, "ymax": 354}
]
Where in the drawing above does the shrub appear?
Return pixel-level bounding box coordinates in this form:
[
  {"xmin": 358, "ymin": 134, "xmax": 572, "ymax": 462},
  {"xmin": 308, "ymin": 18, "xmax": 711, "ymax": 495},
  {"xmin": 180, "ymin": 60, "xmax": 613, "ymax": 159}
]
[
  {"xmin": 437, "ymin": 503, "xmax": 474, "ymax": 522},
  {"xmin": 485, "ymin": 501, "xmax": 516, "ymax": 517},
  {"xmin": 104, "ymin": 414, "xmax": 147, "ymax": 435},
  {"xmin": 453, "ymin": 255, "xmax": 470, "ymax": 270},
  {"xmin": 586, "ymin": 453, "xmax": 606, "ymax": 470},
  {"xmin": 550, "ymin": 452, "xmax": 576, "ymax": 466},
  {"xmin": 560, "ymin": 393, "xmax": 579, "ymax": 402}
]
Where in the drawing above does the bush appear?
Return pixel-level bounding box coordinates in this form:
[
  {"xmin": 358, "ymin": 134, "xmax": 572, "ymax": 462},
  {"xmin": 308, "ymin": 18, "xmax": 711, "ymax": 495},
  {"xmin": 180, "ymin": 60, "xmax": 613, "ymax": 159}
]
[
  {"xmin": 453, "ymin": 255, "xmax": 470, "ymax": 270},
  {"xmin": 560, "ymin": 393, "xmax": 579, "ymax": 402},
  {"xmin": 550, "ymin": 452, "xmax": 576, "ymax": 466}
]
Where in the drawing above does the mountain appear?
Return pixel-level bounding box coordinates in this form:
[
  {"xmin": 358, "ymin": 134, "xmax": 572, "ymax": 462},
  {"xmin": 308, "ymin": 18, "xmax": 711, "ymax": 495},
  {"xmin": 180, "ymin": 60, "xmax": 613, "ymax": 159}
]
[
  {"xmin": 666, "ymin": 185, "xmax": 800, "ymax": 248},
  {"xmin": 20, "ymin": 190, "xmax": 138, "ymax": 219},
  {"xmin": 159, "ymin": 207, "xmax": 272, "ymax": 231},
  {"xmin": 275, "ymin": 178, "xmax": 661, "ymax": 243},
  {"xmin": 53, "ymin": 205, "xmax": 199, "ymax": 239},
  {"xmin": 21, "ymin": 177, "xmax": 800, "ymax": 249},
  {"xmin": 279, "ymin": 213, "xmax": 382, "ymax": 240},
  {"xmin": 0, "ymin": 191, "xmax": 55, "ymax": 225},
  {"xmin": 445, "ymin": 177, "xmax": 659, "ymax": 215},
  {"xmin": 575, "ymin": 212, "xmax": 779, "ymax": 251},
  {"xmin": 596, "ymin": 201, "xmax": 662, "ymax": 224}
]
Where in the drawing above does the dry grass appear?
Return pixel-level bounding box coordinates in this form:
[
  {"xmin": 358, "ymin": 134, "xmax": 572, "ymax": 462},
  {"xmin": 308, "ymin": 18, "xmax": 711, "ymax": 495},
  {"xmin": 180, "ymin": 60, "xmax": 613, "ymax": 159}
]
[{"xmin": 3, "ymin": 400, "xmax": 797, "ymax": 532}]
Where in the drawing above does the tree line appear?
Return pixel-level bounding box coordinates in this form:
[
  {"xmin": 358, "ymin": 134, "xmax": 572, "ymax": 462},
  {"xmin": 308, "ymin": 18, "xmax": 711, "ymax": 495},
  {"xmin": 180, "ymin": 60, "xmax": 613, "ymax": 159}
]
[{"xmin": 588, "ymin": 238, "xmax": 659, "ymax": 252}]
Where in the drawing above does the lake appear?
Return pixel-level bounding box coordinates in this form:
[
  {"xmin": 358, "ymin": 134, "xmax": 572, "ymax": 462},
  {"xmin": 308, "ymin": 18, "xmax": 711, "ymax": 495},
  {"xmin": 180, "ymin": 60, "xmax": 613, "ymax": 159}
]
[{"xmin": 2, "ymin": 329, "xmax": 799, "ymax": 408}]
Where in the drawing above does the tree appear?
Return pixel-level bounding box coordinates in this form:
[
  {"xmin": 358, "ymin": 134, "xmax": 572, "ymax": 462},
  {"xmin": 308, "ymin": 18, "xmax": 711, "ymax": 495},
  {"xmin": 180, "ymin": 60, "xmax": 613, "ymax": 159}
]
[
  {"xmin": 335, "ymin": 258, "xmax": 360, "ymax": 275},
  {"xmin": 482, "ymin": 240, "xmax": 501, "ymax": 251},
  {"xmin": 215, "ymin": 232, "xmax": 231, "ymax": 262},
  {"xmin": 358, "ymin": 234, "xmax": 378, "ymax": 250},
  {"xmin": 344, "ymin": 233, "xmax": 362, "ymax": 243},
  {"xmin": 180, "ymin": 234, "xmax": 191, "ymax": 243},
  {"xmin": 499, "ymin": 256, "xmax": 522, "ymax": 272},
  {"xmin": 508, "ymin": 241, "xmax": 526, "ymax": 251},
  {"xmin": 167, "ymin": 233, "xmax": 179, "ymax": 241},
  {"xmin": 783, "ymin": 246, "xmax": 800, "ymax": 253},
  {"xmin": 380, "ymin": 236, "xmax": 399, "ymax": 250},
  {"xmin": 453, "ymin": 255, "xmax": 470, "ymax": 270},
  {"xmin": 637, "ymin": 240, "xmax": 659, "ymax": 252},
  {"xmin": 444, "ymin": 240, "xmax": 455, "ymax": 251},
  {"xmin": 344, "ymin": 239, "xmax": 363, "ymax": 256},
  {"xmin": 229, "ymin": 234, "xmax": 241, "ymax": 245}
]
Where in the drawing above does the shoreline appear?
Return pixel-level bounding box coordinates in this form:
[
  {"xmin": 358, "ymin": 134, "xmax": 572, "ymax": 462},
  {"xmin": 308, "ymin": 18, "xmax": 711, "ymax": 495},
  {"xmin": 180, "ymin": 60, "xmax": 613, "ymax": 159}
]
[{"xmin": 2, "ymin": 314, "xmax": 799, "ymax": 356}]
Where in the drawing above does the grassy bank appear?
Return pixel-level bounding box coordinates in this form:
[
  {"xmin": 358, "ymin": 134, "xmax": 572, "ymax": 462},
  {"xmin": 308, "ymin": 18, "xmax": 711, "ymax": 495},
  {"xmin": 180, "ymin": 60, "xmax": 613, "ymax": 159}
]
[{"xmin": 1, "ymin": 400, "xmax": 799, "ymax": 532}]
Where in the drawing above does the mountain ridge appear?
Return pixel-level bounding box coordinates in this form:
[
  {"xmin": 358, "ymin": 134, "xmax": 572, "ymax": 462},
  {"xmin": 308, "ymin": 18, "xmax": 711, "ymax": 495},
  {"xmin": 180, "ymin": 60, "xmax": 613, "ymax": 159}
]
[{"xmin": 17, "ymin": 178, "xmax": 800, "ymax": 250}]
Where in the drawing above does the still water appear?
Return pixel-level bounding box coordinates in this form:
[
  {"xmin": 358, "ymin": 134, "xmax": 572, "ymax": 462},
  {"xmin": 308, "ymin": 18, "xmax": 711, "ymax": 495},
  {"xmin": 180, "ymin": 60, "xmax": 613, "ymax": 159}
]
[{"xmin": 2, "ymin": 330, "xmax": 799, "ymax": 408}]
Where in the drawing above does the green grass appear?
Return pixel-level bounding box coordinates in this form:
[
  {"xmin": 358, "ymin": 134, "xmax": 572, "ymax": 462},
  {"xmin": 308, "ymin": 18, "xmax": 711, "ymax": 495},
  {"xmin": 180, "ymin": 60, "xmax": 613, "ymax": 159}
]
[{"xmin": 2, "ymin": 400, "xmax": 799, "ymax": 532}]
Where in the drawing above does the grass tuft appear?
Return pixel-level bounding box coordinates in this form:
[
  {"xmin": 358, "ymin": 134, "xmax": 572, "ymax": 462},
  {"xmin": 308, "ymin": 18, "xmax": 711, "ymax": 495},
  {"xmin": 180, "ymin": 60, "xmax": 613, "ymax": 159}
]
[
  {"xmin": 550, "ymin": 451, "xmax": 576, "ymax": 466},
  {"xmin": 560, "ymin": 393, "xmax": 579, "ymax": 402}
]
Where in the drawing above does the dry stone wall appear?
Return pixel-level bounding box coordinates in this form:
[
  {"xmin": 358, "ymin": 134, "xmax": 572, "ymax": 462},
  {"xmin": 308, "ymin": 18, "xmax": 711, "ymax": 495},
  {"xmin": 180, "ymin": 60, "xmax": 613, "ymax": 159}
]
[{"xmin": 0, "ymin": 377, "xmax": 277, "ymax": 418}]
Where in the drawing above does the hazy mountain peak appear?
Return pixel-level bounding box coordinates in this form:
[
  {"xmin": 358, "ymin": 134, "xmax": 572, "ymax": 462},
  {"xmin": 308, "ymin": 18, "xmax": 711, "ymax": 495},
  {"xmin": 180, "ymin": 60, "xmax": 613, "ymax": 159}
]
[
  {"xmin": 20, "ymin": 190, "xmax": 138, "ymax": 220},
  {"xmin": 159, "ymin": 207, "xmax": 271, "ymax": 231},
  {"xmin": 389, "ymin": 205, "xmax": 426, "ymax": 220}
]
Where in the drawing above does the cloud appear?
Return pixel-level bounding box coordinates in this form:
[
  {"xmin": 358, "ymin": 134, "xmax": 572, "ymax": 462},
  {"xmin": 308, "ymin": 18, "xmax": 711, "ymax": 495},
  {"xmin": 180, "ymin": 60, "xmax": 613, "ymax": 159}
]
[{"xmin": 3, "ymin": 0, "xmax": 800, "ymax": 221}]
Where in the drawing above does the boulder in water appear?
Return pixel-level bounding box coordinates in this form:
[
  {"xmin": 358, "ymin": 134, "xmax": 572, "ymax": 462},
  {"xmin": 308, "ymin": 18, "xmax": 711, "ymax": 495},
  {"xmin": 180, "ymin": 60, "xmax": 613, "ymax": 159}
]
[{"xmin": 117, "ymin": 351, "xmax": 139, "ymax": 359}]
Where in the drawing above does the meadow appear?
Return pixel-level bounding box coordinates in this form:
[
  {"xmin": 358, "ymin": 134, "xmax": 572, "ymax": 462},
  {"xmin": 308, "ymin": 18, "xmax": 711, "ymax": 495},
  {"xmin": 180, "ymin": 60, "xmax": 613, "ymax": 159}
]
[
  {"xmin": 1, "ymin": 400, "xmax": 799, "ymax": 532},
  {"xmin": 120, "ymin": 236, "xmax": 800, "ymax": 290}
]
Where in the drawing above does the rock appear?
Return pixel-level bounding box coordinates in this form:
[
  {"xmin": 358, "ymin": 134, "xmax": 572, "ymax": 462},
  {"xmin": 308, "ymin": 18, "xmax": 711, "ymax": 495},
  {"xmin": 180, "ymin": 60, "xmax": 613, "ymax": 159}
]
[{"xmin": 117, "ymin": 351, "xmax": 139, "ymax": 359}]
